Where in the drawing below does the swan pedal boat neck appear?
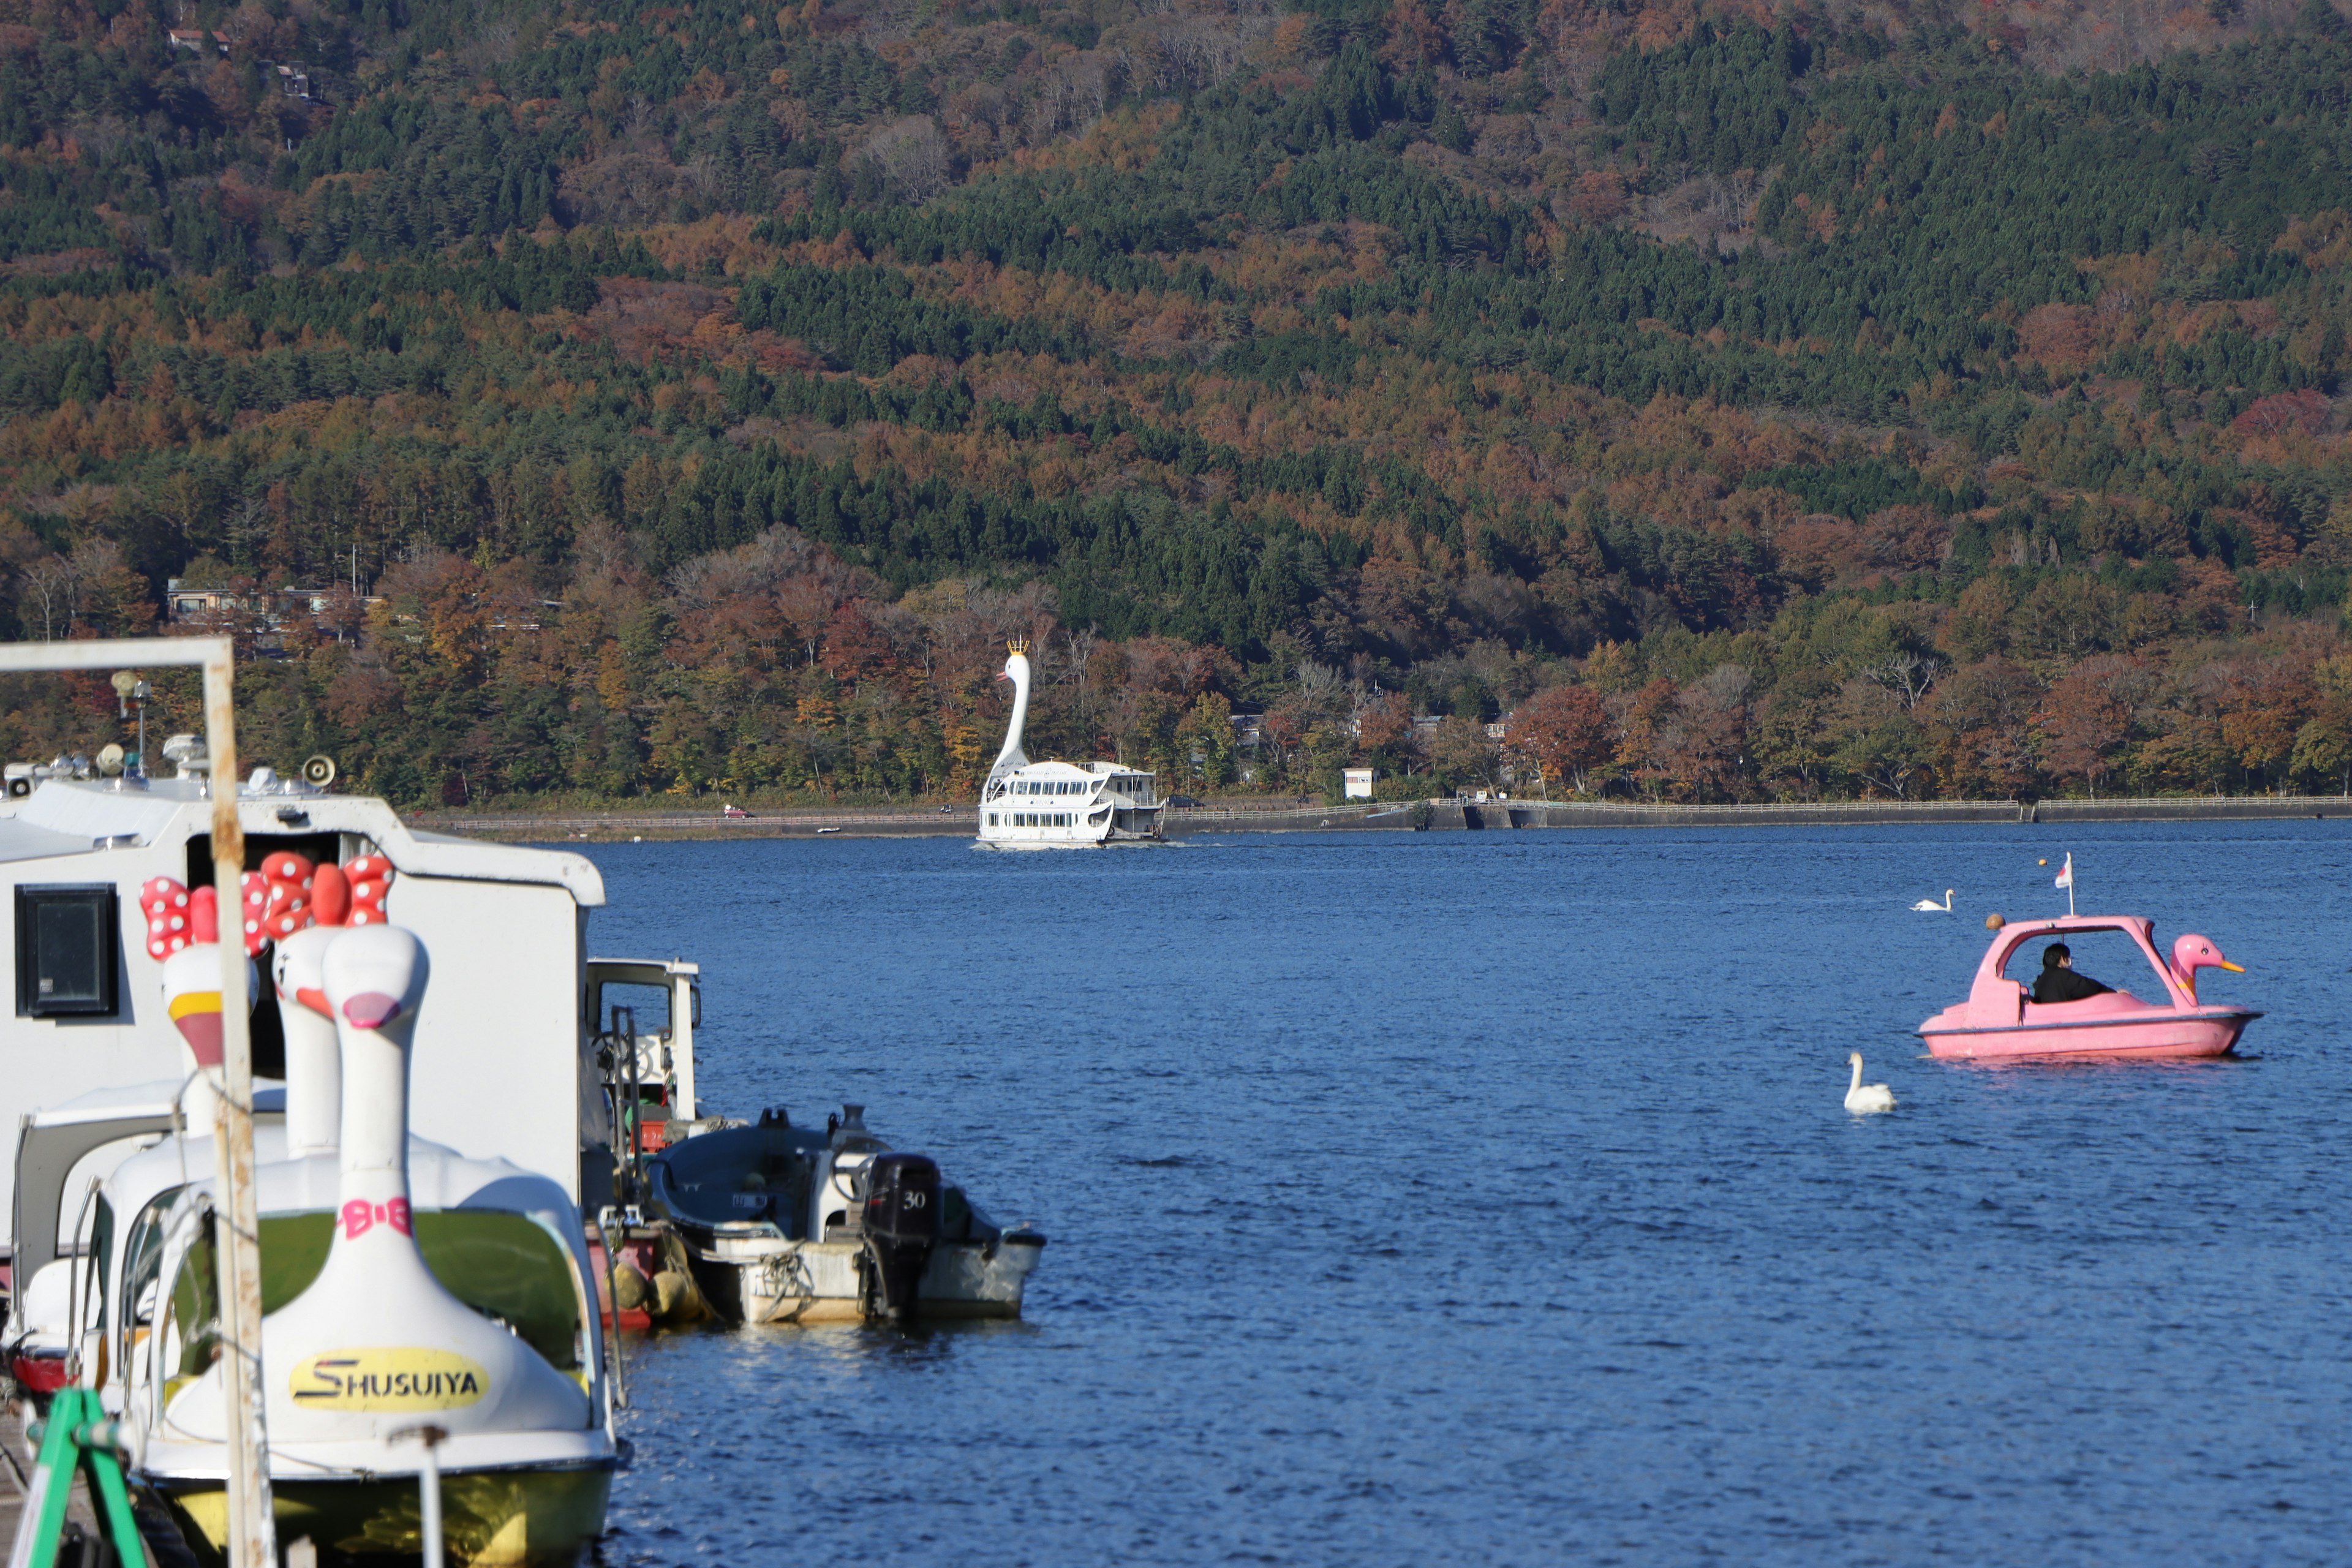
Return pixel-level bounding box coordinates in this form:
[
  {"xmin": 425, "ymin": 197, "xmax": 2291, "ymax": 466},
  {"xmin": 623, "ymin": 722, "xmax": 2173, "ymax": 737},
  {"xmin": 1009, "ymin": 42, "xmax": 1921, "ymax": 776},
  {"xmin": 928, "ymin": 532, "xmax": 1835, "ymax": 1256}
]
[{"xmin": 1918, "ymin": 914, "xmax": 2260, "ymax": 1061}]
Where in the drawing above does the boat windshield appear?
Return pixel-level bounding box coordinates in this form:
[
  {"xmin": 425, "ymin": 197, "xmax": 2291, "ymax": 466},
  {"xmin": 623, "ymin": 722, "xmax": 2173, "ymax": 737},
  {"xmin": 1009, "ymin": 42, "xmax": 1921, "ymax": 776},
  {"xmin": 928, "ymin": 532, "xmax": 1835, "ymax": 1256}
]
[
  {"xmin": 591, "ymin": 979, "xmax": 674, "ymax": 1042},
  {"xmin": 167, "ymin": 1209, "xmax": 587, "ymax": 1376},
  {"xmin": 2000, "ymin": 927, "xmax": 2169, "ymax": 997}
]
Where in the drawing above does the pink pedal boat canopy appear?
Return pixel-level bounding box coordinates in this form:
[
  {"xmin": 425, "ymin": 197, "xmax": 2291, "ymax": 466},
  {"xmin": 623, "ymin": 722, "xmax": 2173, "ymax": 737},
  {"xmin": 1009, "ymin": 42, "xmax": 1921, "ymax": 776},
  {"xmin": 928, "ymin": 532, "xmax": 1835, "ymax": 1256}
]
[{"xmin": 1918, "ymin": 915, "xmax": 2261, "ymax": 1061}]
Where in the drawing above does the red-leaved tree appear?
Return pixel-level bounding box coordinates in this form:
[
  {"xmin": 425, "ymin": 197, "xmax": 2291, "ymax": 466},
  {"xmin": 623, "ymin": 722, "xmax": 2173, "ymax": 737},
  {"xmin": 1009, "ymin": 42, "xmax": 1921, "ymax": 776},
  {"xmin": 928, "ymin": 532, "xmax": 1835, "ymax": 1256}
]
[{"xmin": 1509, "ymin": 684, "xmax": 1613, "ymax": 796}]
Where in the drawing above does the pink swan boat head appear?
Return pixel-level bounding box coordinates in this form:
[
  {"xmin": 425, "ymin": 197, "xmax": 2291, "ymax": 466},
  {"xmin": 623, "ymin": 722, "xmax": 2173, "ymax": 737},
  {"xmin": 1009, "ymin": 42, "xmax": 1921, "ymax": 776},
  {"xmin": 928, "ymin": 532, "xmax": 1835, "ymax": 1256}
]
[
  {"xmin": 2168, "ymin": 933, "xmax": 2244, "ymax": 1001},
  {"xmin": 1918, "ymin": 913, "xmax": 2260, "ymax": 1061}
]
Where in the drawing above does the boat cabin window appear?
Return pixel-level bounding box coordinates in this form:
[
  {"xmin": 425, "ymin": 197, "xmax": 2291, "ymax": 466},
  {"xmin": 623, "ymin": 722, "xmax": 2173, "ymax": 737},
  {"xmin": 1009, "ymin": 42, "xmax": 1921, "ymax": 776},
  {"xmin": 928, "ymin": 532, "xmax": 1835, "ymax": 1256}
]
[
  {"xmin": 15, "ymin": 884, "xmax": 119, "ymax": 1018},
  {"xmin": 2000, "ymin": 927, "xmax": 2171, "ymax": 997},
  {"xmin": 590, "ymin": 979, "xmax": 675, "ymax": 1044},
  {"xmin": 168, "ymin": 1208, "xmax": 587, "ymax": 1378}
]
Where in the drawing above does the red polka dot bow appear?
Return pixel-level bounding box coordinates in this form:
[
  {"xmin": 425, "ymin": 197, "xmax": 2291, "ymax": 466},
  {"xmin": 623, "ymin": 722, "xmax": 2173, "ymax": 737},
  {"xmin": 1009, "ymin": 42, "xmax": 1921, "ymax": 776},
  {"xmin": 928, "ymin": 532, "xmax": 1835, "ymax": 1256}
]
[
  {"xmin": 140, "ymin": 877, "xmax": 209, "ymax": 959},
  {"xmin": 144, "ymin": 853, "xmax": 393, "ymax": 959}
]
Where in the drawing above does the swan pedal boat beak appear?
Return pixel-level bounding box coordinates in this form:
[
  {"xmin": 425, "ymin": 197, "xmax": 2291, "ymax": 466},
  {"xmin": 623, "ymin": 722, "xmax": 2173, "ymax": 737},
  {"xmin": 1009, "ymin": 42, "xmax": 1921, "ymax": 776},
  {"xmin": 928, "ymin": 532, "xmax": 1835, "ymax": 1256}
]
[{"xmin": 1917, "ymin": 914, "xmax": 2261, "ymax": 1061}]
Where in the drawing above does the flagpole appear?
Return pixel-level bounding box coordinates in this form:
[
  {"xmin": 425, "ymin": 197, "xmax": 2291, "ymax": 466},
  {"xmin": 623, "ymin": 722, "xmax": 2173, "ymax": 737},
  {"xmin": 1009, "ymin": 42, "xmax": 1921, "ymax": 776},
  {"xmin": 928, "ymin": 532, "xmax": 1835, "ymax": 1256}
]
[{"xmin": 2066, "ymin": 853, "xmax": 2075, "ymax": 918}]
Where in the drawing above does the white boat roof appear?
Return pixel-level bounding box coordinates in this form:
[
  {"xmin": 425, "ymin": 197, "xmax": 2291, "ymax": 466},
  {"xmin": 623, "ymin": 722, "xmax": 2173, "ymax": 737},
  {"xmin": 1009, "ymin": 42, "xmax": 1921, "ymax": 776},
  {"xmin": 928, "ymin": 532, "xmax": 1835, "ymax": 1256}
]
[
  {"xmin": 31, "ymin": 1080, "xmax": 283, "ymax": 1126},
  {"xmin": 1007, "ymin": 760, "xmax": 1152, "ymax": 777},
  {"xmin": 3, "ymin": 778, "xmax": 604, "ymax": 905}
]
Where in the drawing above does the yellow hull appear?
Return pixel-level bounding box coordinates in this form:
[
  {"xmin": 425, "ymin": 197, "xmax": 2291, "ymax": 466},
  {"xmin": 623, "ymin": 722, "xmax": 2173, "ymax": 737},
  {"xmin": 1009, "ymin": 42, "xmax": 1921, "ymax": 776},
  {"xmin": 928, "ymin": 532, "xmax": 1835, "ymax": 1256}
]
[{"xmin": 157, "ymin": 1466, "xmax": 611, "ymax": 1567}]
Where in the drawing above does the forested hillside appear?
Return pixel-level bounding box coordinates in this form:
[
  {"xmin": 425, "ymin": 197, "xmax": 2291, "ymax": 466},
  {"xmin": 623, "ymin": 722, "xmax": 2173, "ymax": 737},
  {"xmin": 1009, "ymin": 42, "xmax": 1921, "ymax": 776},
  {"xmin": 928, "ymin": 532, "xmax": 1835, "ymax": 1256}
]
[{"xmin": 4, "ymin": 0, "xmax": 2352, "ymax": 804}]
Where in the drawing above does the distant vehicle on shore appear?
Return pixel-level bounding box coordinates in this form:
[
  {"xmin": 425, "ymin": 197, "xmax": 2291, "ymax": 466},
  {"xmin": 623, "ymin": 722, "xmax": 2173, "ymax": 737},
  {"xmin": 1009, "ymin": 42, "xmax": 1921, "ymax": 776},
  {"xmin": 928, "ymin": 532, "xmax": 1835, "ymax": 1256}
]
[
  {"xmin": 1165, "ymin": 794, "xmax": 1202, "ymax": 809},
  {"xmin": 721, "ymin": 803, "xmax": 750, "ymax": 820}
]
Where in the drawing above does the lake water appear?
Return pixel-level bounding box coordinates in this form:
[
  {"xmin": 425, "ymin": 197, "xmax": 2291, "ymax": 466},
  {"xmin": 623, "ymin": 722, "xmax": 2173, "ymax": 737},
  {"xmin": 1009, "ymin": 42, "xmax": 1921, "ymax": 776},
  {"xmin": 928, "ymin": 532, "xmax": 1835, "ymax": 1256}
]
[{"xmin": 577, "ymin": 823, "xmax": 2352, "ymax": 1566}]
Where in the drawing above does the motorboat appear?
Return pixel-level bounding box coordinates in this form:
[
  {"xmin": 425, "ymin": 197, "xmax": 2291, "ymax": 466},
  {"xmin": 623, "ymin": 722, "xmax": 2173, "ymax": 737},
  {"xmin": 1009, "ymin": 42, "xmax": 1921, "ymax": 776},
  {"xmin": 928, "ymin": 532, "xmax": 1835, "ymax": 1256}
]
[
  {"xmin": 1918, "ymin": 914, "xmax": 2260, "ymax": 1061},
  {"xmin": 590, "ymin": 973, "xmax": 1046, "ymax": 1330},
  {"xmin": 977, "ymin": 640, "xmax": 1161, "ymax": 846},
  {"xmin": 643, "ymin": 1106, "xmax": 1044, "ymax": 1325}
]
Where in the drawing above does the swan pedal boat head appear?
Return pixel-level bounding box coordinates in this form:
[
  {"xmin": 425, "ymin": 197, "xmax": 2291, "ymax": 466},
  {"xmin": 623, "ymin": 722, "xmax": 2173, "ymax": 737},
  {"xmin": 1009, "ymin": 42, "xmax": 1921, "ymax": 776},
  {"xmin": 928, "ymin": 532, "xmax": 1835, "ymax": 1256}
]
[{"xmin": 1918, "ymin": 914, "xmax": 2260, "ymax": 1061}]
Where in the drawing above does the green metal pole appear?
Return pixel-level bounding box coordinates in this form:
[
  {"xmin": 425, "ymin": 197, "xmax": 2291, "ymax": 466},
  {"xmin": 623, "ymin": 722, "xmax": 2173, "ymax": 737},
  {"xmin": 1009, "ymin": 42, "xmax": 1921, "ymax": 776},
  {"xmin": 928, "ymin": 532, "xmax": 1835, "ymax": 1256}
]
[
  {"xmin": 6, "ymin": 1392, "xmax": 156, "ymax": 1568},
  {"xmin": 73, "ymin": 1413, "xmax": 147, "ymax": 1562},
  {"xmin": 10, "ymin": 1389, "xmax": 85, "ymax": 1568}
]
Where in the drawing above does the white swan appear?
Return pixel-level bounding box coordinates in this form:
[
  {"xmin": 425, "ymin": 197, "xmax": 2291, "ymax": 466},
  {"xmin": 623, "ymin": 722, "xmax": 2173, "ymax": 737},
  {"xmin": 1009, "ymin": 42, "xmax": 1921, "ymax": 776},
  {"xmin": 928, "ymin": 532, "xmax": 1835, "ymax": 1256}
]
[
  {"xmin": 1911, "ymin": 889, "xmax": 1953, "ymax": 911},
  {"xmin": 1845, "ymin": 1052, "xmax": 1896, "ymax": 1114}
]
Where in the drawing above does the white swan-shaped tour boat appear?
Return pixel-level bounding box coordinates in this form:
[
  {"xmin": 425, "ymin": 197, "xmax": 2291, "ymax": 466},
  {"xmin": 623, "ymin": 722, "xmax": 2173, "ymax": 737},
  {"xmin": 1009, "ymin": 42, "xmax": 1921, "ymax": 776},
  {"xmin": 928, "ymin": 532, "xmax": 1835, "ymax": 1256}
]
[{"xmin": 977, "ymin": 640, "xmax": 1161, "ymax": 846}]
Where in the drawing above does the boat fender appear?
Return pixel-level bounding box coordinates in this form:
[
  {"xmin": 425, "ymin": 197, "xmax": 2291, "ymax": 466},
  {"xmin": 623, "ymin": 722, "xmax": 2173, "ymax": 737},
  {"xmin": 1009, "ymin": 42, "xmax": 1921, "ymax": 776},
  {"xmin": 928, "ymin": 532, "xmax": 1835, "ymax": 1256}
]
[
  {"xmin": 650, "ymin": 1270, "xmax": 693, "ymax": 1321},
  {"xmin": 611, "ymin": 1261, "xmax": 651, "ymax": 1313},
  {"xmin": 652, "ymin": 1230, "xmax": 714, "ymax": 1322}
]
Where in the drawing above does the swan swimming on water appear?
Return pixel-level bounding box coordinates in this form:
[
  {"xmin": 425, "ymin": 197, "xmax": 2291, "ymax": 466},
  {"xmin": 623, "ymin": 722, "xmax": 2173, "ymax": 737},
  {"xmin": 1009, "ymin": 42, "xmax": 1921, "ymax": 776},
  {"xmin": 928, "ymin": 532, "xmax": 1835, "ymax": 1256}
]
[
  {"xmin": 1845, "ymin": 1052, "xmax": 1897, "ymax": 1114},
  {"xmin": 1912, "ymin": 889, "xmax": 1954, "ymax": 911}
]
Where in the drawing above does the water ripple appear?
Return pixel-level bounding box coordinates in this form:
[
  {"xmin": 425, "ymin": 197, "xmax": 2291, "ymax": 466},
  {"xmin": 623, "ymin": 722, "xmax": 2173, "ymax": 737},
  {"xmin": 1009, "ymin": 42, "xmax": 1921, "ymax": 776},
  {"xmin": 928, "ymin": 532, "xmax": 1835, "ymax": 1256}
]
[{"xmin": 579, "ymin": 823, "xmax": 2351, "ymax": 1566}]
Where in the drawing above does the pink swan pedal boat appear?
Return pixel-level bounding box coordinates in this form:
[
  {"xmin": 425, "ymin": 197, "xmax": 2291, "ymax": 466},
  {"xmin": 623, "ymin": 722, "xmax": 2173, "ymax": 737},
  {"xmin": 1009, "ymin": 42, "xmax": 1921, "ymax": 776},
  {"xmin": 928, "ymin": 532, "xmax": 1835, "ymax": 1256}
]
[{"xmin": 1918, "ymin": 914, "xmax": 2261, "ymax": 1061}]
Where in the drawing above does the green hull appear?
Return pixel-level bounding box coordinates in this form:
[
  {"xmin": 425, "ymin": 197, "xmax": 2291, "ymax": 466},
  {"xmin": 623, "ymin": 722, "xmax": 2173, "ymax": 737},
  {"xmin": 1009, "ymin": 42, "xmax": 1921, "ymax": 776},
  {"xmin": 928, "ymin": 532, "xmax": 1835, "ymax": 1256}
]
[{"xmin": 151, "ymin": 1466, "xmax": 612, "ymax": 1567}]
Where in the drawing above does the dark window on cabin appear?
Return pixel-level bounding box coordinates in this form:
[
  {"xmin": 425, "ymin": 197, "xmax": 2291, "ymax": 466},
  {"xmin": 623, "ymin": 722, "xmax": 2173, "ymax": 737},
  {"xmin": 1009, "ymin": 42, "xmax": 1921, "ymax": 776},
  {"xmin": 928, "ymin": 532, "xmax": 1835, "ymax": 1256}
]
[
  {"xmin": 16, "ymin": 884, "xmax": 119, "ymax": 1017},
  {"xmin": 184, "ymin": 831, "xmax": 339, "ymax": 1080},
  {"xmin": 186, "ymin": 830, "xmax": 344, "ymax": 892}
]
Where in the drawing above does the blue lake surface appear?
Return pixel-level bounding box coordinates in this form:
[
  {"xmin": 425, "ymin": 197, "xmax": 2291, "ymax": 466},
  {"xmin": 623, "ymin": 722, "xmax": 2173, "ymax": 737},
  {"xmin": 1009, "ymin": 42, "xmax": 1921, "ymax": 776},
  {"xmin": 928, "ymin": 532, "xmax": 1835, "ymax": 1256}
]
[{"xmin": 576, "ymin": 823, "xmax": 2351, "ymax": 1566}]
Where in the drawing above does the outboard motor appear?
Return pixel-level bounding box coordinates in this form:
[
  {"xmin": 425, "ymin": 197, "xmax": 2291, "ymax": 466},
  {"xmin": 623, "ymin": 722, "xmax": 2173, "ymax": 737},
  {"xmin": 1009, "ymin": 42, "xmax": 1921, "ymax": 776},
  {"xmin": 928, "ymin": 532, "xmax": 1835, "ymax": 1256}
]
[{"xmin": 859, "ymin": 1152, "xmax": 940, "ymax": 1323}]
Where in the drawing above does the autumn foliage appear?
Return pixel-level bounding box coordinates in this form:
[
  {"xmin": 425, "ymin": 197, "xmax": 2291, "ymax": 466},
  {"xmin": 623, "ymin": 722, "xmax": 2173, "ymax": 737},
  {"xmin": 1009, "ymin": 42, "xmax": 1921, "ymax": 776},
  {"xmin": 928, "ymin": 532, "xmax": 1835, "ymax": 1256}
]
[{"xmin": 2, "ymin": 0, "xmax": 2352, "ymax": 804}]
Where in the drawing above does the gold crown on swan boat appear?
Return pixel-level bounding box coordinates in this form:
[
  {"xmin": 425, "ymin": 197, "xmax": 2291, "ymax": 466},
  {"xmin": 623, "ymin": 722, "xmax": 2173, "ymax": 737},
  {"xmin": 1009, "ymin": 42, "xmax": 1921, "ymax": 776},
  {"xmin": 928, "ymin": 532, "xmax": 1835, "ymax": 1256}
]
[{"xmin": 1006, "ymin": 636, "xmax": 1030, "ymax": 655}]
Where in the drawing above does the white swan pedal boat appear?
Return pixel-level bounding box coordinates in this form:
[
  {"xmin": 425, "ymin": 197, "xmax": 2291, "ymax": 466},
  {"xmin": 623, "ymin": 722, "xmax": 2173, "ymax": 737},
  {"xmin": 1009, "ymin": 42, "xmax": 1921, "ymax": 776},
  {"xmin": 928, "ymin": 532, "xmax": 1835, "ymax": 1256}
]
[{"xmin": 89, "ymin": 914, "xmax": 617, "ymax": 1566}]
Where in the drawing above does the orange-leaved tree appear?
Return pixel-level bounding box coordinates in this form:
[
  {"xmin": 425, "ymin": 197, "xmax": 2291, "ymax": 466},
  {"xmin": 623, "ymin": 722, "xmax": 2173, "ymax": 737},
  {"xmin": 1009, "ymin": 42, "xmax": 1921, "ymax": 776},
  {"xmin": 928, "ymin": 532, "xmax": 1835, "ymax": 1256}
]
[{"xmin": 1509, "ymin": 684, "xmax": 1612, "ymax": 796}]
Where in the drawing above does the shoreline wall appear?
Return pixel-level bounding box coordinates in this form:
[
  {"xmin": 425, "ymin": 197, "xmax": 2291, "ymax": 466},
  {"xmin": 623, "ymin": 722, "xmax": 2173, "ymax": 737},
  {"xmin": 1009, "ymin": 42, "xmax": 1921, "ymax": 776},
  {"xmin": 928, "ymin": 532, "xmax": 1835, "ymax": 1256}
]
[{"xmin": 406, "ymin": 795, "xmax": 2352, "ymax": 843}]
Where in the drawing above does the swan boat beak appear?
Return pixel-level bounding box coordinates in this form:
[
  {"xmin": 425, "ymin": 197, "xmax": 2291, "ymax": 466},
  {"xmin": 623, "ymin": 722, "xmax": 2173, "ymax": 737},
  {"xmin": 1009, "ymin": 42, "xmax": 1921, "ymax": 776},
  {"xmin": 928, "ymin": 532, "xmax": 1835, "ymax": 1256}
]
[{"xmin": 2180, "ymin": 957, "xmax": 2244, "ymax": 1003}]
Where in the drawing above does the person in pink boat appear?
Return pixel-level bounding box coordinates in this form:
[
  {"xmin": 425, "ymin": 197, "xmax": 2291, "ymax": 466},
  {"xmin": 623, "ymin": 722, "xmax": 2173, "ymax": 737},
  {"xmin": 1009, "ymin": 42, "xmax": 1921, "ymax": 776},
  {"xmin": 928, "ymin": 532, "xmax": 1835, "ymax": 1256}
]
[{"xmin": 2032, "ymin": 943, "xmax": 2114, "ymax": 1004}]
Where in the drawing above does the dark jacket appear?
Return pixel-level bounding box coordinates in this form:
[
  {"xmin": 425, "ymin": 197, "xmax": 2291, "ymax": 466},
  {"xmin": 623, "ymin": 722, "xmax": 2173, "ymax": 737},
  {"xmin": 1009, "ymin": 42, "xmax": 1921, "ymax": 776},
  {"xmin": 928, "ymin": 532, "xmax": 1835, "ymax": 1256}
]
[{"xmin": 2032, "ymin": 966, "xmax": 2113, "ymax": 1004}]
